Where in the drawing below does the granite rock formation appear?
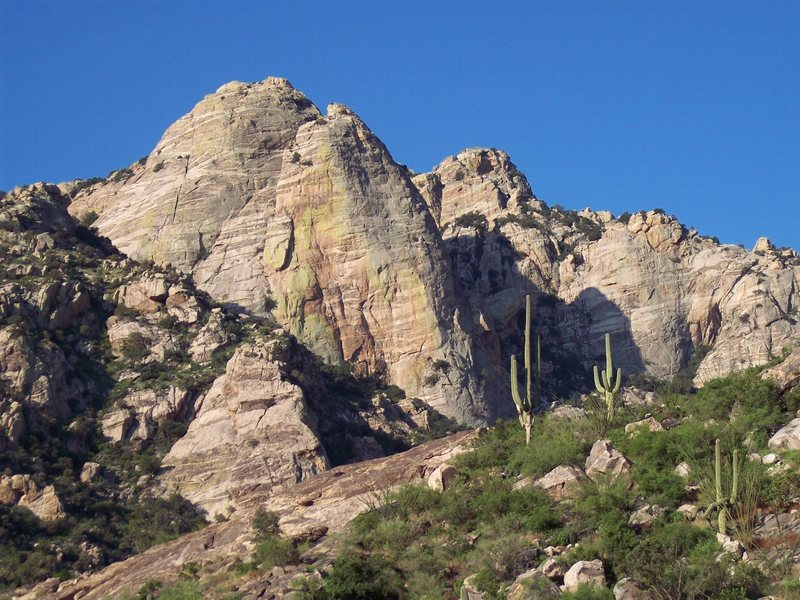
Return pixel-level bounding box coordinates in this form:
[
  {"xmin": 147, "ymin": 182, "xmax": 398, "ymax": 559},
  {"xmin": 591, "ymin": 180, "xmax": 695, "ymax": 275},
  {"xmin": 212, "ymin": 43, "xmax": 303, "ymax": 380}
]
[{"xmin": 69, "ymin": 79, "xmax": 800, "ymax": 423}]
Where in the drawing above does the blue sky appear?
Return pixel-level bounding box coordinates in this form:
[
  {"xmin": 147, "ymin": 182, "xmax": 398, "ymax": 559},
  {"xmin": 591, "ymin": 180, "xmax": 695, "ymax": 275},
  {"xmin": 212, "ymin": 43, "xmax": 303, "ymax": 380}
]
[{"xmin": 2, "ymin": 1, "xmax": 798, "ymax": 250}]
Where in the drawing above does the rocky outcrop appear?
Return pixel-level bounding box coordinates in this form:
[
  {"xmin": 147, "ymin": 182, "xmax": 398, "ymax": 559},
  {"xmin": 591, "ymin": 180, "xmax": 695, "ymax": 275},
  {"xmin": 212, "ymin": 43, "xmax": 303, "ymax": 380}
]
[
  {"xmin": 506, "ymin": 568, "xmax": 562, "ymax": 600},
  {"xmin": 0, "ymin": 326, "xmax": 72, "ymax": 430},
  {"xmin": 415, "ymin": 148, "xmax": 534, "ymax": 227},
  {"xmin": 101, "ymin": 386, "xmax": 192, "ymax": 447},
  {"xmin": 563, "ymin": 559, "xmax": 607, "ymax": 591},
  {"xmin": 768, "ymin": 417, "xmax": 800, "ymax": 452},
  {"xmin": 585, "ymin": 439, "xmax": 631, "ymax": 481},
  {"xmin": 188, "ymin": 310, "xmax": 231, "ymax": 362},
  {"xmin": 158, "ymin": 338, "xmax": 329, "ymax": 517},
  {"xmin": 533, "ymin": 464, "xmax": 586, "ymax": 500},
  {"xmin": 105, "ymin": 316, "xmax": 180, "ymax": 360},
  {"xmin": 762, "ymin": 350, "xmax": 800, "ymax": 392},
  {"xmin": 70, "ymin": 78, "xmax": 501, "ymax": 423},
  {"xmin": 0, "ymin": 474, "xmax": 65, "ymax": 521},
  {"xmin": 67, "ymin": 77, "xmax": 800, "ymax": 420}
]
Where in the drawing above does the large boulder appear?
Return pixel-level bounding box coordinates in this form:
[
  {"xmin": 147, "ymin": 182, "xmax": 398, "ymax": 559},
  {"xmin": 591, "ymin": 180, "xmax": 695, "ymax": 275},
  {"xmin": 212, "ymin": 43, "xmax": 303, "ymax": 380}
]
[
  {"xmin": 761, "ymin": 350, "xmax": 800, "ymax": 392},
  {"xmin": 534, "ymin": 465, "xmax": 586, "ymax": 500},
  {"xmin": 585, "ymin": 439, "xmax": 632, "ymax": 481},
  {"xmin": 563, "ymin": 559, "xmax": 607, "ymax": 592},
  {"xmin": 506, "ymin": 568, "xmax": 562, "ymax": 600},
  {"xmin": 614, "ymin": 578, "xmax": 649, "ymax": 600},
  {"xmin": 188, "ymin": 311, "xmax": 230, "ymax": 363},
  {"xmin": 768, "ymin": 417, "xmax": 800, "ymax": 452},
  {"xmin": 101, "ymin": 386, "xmax": 191, "ymax": 447},
  {"xmin": 0, "ymin": 474, "xmax": 65, "ymax": 521}
]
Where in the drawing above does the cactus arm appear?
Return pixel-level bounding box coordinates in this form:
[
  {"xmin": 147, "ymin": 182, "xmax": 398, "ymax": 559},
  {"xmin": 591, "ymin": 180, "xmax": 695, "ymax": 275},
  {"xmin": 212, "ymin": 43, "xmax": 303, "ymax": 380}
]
[
  {"xmin": 702, "ymin": 500, "xmax": 724, "ymax": 519},
  {"xmin": 593, "ymin": 365, "xmax": 604, "ymax": 393},
  {"xmin": 715, "ymin": 439, "xmax": 722, "ymax": 504},
  {"xmin": 511, "ymin": 355, "xmax": 522, "ymax": 412},
  {"xmin": 612, "ymin": 367, "xmax": 622, "ymax": 393},
  {"xmin": 730, "ymin": 449, "xmax": 739, "ymax": 503}
]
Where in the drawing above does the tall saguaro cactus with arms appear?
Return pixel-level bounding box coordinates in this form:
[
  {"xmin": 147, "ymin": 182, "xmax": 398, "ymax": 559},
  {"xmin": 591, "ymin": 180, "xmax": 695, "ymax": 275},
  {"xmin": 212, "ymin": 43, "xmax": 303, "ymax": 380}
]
[
  {"xmin": 510, "ymin": 294, "xmax": 541, "ymax": 445},
  {"xmin": 593, "ymin": 332, "xmax": 622, "ymax": 421},
  {"xmin": 702, "ymin": 438, "xmax": 740, "ymax": 534}
]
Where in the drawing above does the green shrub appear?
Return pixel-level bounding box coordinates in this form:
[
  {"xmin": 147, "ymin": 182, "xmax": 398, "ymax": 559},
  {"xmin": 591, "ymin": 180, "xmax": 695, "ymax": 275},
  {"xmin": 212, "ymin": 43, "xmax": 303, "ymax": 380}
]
[
  {"xmin": 251, "ymin": 508, "xmax": 281, "ymax": 539},
  {"xmin": 453, "ymin": 211, "xmax": 489, "ymax": 231},
  {"xmin": 300, "ymin": 554, "xmax": 403, "ymax": 599},
  {"xmin": 79, "ymin": 210, "xmax": 99, "ymax": 227},
  {"xmin": 158, "ymin": 580, "xmax": 203, "ymax": 600},
  {"xmin": 121, "ymin": 332, "xmax": 149, "ymax": 361},
  {"xmin": 561, "ymin": 585, "xmax": 615, "ymax": 600},
  {"xmin": 253, "ymin": 536, "xmax": 298, "ymax": 569}
]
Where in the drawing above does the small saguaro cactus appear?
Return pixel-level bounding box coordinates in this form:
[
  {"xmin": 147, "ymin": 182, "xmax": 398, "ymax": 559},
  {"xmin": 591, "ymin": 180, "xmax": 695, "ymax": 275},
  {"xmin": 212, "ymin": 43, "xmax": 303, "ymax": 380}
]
[
  {"xmin": 510, "ymin": 294, "xmax": 541, "ymax": 445},
  {"xmin": 593, "ymin": 333, "xmax": 622, "ymax": 420},
  {"xmin": 702, "ymin": 438, "xmax": 740, "ymax": 534}
]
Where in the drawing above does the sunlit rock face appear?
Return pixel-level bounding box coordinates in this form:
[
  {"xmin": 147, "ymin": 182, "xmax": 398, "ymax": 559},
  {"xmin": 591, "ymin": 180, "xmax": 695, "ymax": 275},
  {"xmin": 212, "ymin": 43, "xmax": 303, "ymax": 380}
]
[
  {"xmin": 70, "ymin": 79, "xmax": 501, "ymax": 423},
  {"xmin": 70, "ymin": 78, "xmax": 800, "ymax": 422}
]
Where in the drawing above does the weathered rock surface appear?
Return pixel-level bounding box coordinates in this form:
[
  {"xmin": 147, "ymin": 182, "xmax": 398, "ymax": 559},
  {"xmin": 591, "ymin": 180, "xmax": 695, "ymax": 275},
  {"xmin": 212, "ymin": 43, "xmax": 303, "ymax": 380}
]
[
  {"xmin": 762, "ymin": 350, "xmax": 800, "ymax": 392},
  {"xmin": 625, "ymin": 416, "xmax": 664, "ymax": 435},
  {"xmin": 628, "ymin": 504, "xmax": 665, "ymax": 528},
  {"xmin": 70, "ymin": 78, "xmax": 502, "ymax": 424},
  {"xmin": 49, "ymin": 430, "xmax": 477, "ymax": 599},
  {"xmin": 534, "ymin": 464, "xmax": 586, "ymax": 500},
  {"xmin": 585, "ymin": 439, "xmax": 631, "ymax": 481},
  {"xmin": 0, "ymin": 325, "xmax": 72, "ymax": 431},
  {"xmin": 461, "ymin": 574, "xmax": 487, "ymax": 600},
  {"xmin": 427, "ymin": 463, "xmax": 459, "ymax": 493},
  {"xmin": 539, "ymin": 557, "xmax": 567, "ymax": 580},
  {"xmin": 158, "ymin": 338, "xmax": 329, "ymax": 517},
  {"xmin": 101, "ymin": 386, "xmax": 192, "ymax": 447},
  {"xmin": 614, "ymin": 577, "xmax": 649, "ymax": 599},
  {"xmin": 563, "ymin": 559, "xmax": 607, "ymax": 591},
  {"xmin": 105, "ymin": 315, "xmax": 180, "ymax": 360},
  {"xmin": 188, "ymin": 311, "xmax": 230, "ymax": 362},
  {"xmin": 768, "ymin": 417, "xmax": 800, "ymax": 452},
  {"xmin": 0, "ymin": 474, "xmax": 65, "ymax": 521},
  {"xmin": 67, "ymin": 78, "xmax": 800, "ymax": 422},
  {"xmin": 506, "ymin": 567, "xmax": 562, "ymax": 600}
]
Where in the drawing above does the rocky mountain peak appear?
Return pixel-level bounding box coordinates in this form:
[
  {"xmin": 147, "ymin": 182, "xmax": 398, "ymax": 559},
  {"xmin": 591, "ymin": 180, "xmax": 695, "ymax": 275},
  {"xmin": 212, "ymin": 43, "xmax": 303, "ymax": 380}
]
[{"xmin": 62, "ymin": 77, "xmax": 800, "ymax": 421}]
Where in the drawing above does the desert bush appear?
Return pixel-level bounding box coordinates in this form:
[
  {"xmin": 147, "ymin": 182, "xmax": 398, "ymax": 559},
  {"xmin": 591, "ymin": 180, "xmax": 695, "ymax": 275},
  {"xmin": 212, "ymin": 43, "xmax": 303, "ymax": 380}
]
[{"xmin": 299, "ymin": 554, "xmax": 403, "ymax": 599}]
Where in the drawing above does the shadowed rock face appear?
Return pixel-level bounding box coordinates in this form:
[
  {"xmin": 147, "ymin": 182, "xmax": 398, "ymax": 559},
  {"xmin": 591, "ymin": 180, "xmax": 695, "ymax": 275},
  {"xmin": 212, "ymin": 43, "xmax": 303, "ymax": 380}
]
[
  {"xmin": 421, "ymin": 147, "xmax": 800, "ymax": 384},
  {"xmin": 69, "ymin": 78, "xmax": 800, "ymax": 421}
]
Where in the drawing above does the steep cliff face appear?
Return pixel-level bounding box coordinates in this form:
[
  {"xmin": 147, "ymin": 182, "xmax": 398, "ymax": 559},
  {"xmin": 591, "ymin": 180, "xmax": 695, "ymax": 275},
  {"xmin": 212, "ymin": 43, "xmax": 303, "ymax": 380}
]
[
  {"xmin": 70, "ymin": 80, "xmax": 502, "ymax": 423},
  {"xmin": 68, "ymin": 79, "xmax": 800, "ymax": 420},
  {"xmin": 417, "ymin": 148, "xmax": 800, "ymax": 385}
]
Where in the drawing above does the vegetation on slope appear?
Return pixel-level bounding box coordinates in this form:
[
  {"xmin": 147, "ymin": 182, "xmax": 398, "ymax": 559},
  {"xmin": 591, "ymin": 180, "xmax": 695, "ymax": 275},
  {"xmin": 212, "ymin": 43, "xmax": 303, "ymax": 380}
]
[{"xmin": 295, "ymin": 362, "xmax": 800, "ymax": 599}]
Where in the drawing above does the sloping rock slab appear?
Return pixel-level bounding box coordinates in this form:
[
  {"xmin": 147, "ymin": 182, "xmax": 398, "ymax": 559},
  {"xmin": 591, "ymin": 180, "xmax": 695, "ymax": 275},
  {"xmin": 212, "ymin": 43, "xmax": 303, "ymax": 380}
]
[{"xmin": 49, "ymin": 430, "xmax": 477, "ymax": 600}]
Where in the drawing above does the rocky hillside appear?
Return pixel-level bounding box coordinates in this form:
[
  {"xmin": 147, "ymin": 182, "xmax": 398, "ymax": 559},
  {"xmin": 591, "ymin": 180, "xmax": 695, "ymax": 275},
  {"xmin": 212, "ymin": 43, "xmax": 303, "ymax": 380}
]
[
  {"xmin": 68, "ymin": 77, "xmax": 800, "ymax": 424},
  {"xmin": 0, "ymin": 183, "xmax": 451, "ymax": 594}
]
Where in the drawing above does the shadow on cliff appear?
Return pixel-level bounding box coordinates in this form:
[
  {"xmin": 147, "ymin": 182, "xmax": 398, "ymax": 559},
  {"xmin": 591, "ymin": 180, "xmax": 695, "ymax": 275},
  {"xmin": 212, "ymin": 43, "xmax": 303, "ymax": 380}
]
[{"xmin": 443, "ymin": 224, "xmax": 644, "ymax": 422}]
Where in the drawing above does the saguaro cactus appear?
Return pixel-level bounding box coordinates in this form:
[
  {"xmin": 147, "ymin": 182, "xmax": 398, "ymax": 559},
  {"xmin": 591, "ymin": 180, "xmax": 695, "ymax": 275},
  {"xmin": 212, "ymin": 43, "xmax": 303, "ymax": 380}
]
[
  {"xmin": 510, "ymin": 294, "xmax": 541, "ymax": 445},
  {"xmin": 593, "ymin": 333, "xmax": 622, "ymax": 420},
  {"xmin": 702, "ymin": 438, "xmax": 740, "ymax": 534}
]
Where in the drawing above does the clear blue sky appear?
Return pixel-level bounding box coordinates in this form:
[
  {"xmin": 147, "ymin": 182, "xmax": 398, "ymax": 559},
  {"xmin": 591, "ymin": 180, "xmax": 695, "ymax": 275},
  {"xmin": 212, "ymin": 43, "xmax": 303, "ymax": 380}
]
[{"xmin": 2, "ymin": 1, "xmax": 798, "ymax": 250}]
